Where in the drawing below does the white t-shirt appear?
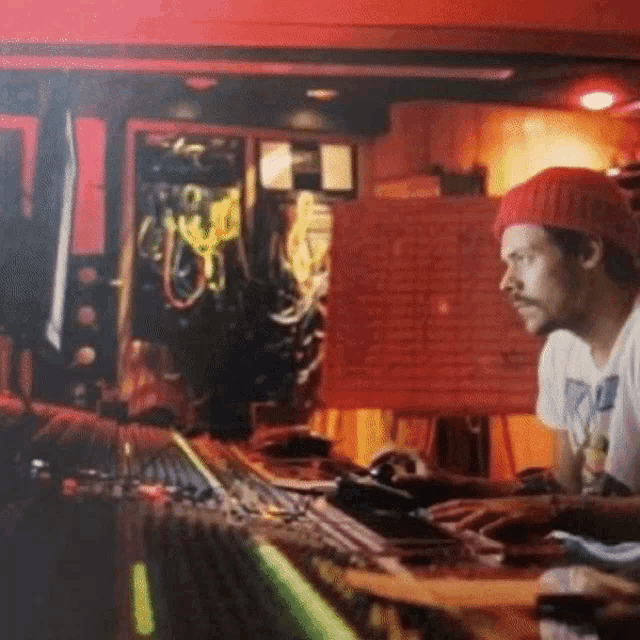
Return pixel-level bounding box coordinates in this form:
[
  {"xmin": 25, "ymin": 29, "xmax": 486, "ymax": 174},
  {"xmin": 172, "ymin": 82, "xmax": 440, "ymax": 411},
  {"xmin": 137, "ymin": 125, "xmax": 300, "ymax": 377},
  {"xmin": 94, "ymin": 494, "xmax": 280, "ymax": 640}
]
[{"xmin": 537, "ymin": 298, "xmax": 640, "ymax": 493}]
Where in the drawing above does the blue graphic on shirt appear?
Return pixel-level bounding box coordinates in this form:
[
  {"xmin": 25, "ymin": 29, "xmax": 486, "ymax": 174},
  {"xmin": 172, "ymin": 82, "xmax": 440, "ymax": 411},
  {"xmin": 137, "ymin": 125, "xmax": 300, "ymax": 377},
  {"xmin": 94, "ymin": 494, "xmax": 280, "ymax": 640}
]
[
  {"xmin": 564, "ymin": 376, "xmax": 619, "ymax": 441},
  {"xmin": 595, "ymin": 377, "xmax": 619, "ymax": 411},
  {"xmin": 564, "ymin": 376, "xmax": 620, "ymax": 493}
]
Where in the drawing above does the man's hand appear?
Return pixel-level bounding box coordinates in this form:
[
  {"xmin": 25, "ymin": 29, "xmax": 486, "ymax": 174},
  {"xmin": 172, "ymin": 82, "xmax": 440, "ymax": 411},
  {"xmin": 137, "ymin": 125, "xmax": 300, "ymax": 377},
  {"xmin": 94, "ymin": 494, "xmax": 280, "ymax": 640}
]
[
  {"xmin": 368, "ymin": 448, "xmax": 518, "ymax": 506},
  {"xmin": 427, "ymin": 495, "xmax": 559, "ymax": 538},
  {"xmin": 367, "ymin": 450, "xmax": 467, "ymax": 506}
]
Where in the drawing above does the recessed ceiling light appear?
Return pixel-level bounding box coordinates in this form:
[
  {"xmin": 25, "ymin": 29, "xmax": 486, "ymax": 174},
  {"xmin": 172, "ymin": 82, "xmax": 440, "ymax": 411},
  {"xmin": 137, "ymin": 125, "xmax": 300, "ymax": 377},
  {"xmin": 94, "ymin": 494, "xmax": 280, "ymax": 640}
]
[
  {"xmin": 167, "ymin": 101, "xmax": 202, "ymax": 120},
  {"xmin": 184, "ymin": 76, "xmax": 218, "ymax": 91},
  {"xmin": 286, "ymin": 108, "xmax": 330, "ymax": 129},
  {"xmin": 580, "ymin": 90, "xmax": 616, "ymax": 110},
  {"xmin": 306, "ymin": 88, "xmax": 339, "ymax": 101}
]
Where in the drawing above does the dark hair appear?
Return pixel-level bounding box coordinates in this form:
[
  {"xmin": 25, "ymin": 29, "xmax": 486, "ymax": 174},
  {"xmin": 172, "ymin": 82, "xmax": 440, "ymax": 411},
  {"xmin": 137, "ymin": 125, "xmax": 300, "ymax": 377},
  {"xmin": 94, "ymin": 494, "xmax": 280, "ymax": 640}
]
[{"xmin": 544, "ymin": 226, "xmax": 640, "ymax": 287}]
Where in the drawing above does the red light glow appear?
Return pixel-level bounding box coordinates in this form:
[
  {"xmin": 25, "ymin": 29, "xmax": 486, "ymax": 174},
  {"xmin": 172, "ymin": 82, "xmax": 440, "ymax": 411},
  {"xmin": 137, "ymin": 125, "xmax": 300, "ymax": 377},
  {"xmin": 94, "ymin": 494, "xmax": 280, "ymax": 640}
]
[
  {"xmin": 77, "ymin": 305, "xmax": 97, "ymax": 327},
  {"xmin": 77, "ymin": 267, "xmax": 98, "ymax": 285},
  {"xmin": 184, "ymin": 76, "xmax": 218, "ymax": 91},
  {"xmin": 138, "ymin": 484, "xmax": 170, "ymax": 504}
]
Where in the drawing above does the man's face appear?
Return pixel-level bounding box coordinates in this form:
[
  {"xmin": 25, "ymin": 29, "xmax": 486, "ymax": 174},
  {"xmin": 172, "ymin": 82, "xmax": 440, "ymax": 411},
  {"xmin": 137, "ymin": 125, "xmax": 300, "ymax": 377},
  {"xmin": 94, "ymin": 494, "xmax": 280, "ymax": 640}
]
[{"xmin": 499, "ymin": 224, "xmax": 584, "ymax": 336}]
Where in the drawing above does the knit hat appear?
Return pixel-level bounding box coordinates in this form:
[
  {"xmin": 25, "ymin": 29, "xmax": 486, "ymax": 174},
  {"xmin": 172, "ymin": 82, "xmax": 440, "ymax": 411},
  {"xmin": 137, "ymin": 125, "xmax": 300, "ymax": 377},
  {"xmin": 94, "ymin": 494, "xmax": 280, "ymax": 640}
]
[{"xmin": 493, "ymin": 167, "xmax": 640, "ymax": 256}]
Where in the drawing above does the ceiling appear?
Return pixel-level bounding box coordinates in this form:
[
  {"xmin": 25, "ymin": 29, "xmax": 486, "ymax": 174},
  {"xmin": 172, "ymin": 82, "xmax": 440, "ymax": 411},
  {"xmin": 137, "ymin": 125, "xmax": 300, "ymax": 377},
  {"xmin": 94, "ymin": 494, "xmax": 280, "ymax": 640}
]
[{"xmin": 2, "ymin": 47, "xmax": 640, "ymax": 136}]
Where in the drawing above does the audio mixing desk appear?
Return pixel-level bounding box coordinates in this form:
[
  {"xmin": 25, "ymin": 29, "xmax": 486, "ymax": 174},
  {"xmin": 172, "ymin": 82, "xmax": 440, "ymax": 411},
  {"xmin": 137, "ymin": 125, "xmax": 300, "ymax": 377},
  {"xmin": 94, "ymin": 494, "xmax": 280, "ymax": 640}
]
[{"xmin": 0, "ymin": 392, "xmax": 625, "ymax": 640}]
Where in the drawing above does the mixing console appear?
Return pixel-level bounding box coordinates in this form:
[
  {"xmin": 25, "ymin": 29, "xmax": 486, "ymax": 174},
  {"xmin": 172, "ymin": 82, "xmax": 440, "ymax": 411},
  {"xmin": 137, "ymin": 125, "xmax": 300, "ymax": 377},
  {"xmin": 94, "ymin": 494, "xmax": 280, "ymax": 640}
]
[{"xmin": 0, "ymin": 393, "xmax": 538, "ymax": 640}]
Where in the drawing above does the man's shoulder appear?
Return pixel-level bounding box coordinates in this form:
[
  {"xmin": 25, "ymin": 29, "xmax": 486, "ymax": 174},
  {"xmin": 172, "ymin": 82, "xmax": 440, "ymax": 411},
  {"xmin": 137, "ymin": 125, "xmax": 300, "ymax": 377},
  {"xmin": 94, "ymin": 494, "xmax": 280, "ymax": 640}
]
[{"xmin": 538, "ymin": 330, "xmax": 586, "ymax": 380}]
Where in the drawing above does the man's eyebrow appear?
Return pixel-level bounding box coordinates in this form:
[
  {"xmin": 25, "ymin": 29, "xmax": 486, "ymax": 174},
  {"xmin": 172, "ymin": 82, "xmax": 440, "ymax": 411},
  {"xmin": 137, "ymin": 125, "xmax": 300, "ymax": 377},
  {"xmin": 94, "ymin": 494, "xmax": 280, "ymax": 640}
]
[
  {"xmin": 501, "ymin": 249, "xmax": 522, "ymax": 262},
  {"xmin": 501, "ymin": 244, "xmax": 540, "ymax": 261}
]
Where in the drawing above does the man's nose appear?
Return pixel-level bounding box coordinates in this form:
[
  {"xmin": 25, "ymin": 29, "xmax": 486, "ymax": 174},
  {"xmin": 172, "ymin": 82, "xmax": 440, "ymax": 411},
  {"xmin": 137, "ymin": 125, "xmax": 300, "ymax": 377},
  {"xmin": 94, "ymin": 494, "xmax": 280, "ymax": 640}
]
[{"xmin": 499, "ymin": 267, "xmax": 519, "ymax": 292}]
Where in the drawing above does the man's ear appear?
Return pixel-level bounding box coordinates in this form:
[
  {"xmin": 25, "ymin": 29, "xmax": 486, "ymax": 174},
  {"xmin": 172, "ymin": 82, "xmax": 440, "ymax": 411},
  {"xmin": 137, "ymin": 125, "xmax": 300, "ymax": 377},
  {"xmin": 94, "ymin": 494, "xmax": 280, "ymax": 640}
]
[{"xmin": 579, "ymin": 236, "xmax": 604, "ymax": 270}]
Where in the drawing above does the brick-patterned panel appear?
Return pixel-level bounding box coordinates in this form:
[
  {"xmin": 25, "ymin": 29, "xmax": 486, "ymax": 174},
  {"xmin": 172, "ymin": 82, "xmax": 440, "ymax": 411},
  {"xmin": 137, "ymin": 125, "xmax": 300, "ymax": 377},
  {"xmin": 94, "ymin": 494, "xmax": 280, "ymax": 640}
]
[{"xmin": 323, "ymin": 197, "xmax": 541, "ymax": 413}]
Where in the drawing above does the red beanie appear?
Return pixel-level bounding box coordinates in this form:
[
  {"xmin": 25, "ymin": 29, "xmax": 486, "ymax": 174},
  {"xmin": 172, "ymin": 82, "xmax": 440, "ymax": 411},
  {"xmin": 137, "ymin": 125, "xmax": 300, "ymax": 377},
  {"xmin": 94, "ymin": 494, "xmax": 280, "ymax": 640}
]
[{"xmin": 493, "ymin": 167, "xmax": 640, "ymax": 256}]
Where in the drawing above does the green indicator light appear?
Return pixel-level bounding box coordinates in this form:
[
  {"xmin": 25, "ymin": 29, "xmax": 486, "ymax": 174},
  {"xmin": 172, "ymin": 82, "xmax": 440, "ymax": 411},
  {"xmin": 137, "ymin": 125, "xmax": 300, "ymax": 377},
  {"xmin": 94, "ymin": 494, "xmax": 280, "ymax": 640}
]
[
  {"xmin": 253, "ymin": 542, "xmax": 359, "ymax": 640},
  {"xmin": 131, "ymin": 561, "xmax": 155, "ymax": 636}
]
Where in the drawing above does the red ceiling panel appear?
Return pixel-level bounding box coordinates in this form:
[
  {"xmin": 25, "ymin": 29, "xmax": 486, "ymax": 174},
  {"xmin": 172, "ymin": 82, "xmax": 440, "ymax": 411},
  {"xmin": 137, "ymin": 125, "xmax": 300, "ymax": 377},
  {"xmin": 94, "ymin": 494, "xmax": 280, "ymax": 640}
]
[{"xmin": 0, "ymin": 0, "xmax": 637, "ymax": 52}]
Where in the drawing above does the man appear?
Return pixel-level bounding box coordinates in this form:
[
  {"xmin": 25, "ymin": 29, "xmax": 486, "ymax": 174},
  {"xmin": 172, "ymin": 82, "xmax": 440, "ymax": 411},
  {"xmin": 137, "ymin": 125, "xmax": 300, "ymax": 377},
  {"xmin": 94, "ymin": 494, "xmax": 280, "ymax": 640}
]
[{"xmin": 427, "ymin": 167, "xmax": 640, "ymax": 537}]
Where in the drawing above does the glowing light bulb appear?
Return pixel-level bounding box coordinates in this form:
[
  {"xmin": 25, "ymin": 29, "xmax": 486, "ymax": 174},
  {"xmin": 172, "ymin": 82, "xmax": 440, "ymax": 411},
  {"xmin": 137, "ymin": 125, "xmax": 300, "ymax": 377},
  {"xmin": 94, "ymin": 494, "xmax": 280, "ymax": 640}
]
[{"xmin": 580, "ymin": 91, "xmax": 616, "ymax": 110}]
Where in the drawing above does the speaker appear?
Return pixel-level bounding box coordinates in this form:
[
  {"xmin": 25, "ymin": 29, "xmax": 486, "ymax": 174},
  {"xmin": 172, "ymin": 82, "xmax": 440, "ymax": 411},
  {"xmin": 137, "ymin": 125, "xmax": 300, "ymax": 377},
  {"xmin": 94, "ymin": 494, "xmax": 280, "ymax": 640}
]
[{"xmin": 33, "ymin": 255, "xmax": 117, "ymax": 407}]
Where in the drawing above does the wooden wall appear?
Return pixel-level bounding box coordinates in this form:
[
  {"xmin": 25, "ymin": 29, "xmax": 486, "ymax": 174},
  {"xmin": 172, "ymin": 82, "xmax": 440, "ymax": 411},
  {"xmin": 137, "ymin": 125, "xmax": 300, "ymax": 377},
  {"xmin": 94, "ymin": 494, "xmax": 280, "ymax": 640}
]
[
  {"xmin": 309, "ymin": 409, "xmax": 554, "ymax": 479},
  {"xmin": 372, "ymin": 101, "xmax": 640, "ymax": 195}
]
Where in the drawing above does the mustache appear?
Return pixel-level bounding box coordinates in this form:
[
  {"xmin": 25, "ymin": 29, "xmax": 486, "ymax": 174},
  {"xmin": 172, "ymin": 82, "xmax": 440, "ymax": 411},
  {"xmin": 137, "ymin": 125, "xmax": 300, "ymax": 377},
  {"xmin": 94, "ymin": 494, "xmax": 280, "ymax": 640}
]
[{"xmin": 509, "ymin": 295, "xmax": 540, "ymax": 307}]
